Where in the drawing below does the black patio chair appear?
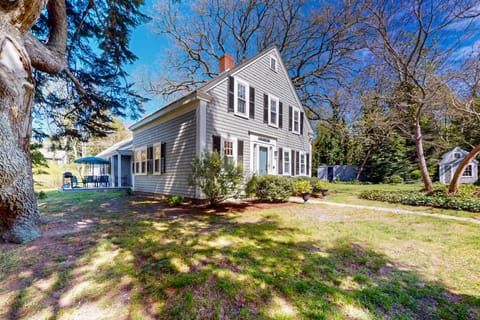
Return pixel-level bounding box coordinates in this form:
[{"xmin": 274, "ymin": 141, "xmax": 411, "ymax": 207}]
[
  {"xmin": 98, "ymin": 175, "xmax": 109, "ymax": 187},
  {"xmin": 83, "ymin": 175, "xmax": 95, "ymax": 188},
  {"xmin": 71, "ymin": 176, "xmax": 81, "ymax": 188}
]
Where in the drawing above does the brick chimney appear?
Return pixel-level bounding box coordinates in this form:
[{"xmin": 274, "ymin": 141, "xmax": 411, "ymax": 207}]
[{"xmin": 219, "ymin": 54, "xmax": 234, "ymax": 73}]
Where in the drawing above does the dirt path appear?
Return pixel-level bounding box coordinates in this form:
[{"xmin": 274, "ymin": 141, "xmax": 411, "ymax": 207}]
[{"xmin": 290, "ymin": 197, "xmax": 480, "ymax": 225}]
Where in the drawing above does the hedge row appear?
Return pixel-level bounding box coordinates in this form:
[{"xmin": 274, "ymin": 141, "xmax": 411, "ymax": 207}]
[
  {"xmin": 246, "ymin": 175, "xmax": 331, "ymax": 203},
  {"xmin": 359, "ymin": 190, "xmax": 480, "ymax": 212}
]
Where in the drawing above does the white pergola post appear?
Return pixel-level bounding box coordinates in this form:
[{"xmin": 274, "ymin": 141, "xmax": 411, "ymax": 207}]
[{"xmin": 118, "ymin": 154, "xmax": 122, "ymax": 187}]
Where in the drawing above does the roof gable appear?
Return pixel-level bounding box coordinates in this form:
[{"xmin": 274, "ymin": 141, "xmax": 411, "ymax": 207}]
[
  {"xmin": 202, "ymin": 47, "xmax": 313, "ymax": 134},
  {"xmin": 439, "ymin": 147, "xmax": 479, "ymax": 165},
  {"xmin": 130, "ymin": 46, "xmax": 313, "ymax": 134}
]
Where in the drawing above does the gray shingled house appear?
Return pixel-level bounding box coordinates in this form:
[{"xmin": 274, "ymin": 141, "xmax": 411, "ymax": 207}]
[
  {"xmin": 128, "ymin": 47, "xmax": 313, "ymax": 198},
  {"xmin": 438, "ymin": 147, "xmax": 478, "ymax": 184}
]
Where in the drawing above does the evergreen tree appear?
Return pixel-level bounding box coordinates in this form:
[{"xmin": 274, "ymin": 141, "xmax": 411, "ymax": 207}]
[{"xmin": 0, "ymin": 1, "xmax": 147, "ymax": 243}]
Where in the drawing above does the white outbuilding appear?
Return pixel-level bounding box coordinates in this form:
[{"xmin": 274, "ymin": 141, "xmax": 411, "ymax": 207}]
[{"xmin": 438, "ymin": 147, "xmax": 478, "ymax": 184}]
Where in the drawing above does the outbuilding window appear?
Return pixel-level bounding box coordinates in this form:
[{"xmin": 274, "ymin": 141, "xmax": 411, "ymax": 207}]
[{"xmin": 463, "ymin": 164, "xmax": 473, "ymax": 177}]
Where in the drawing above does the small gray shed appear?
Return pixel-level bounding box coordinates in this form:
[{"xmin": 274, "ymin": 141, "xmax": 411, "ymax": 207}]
[
  {"xmin": 317, "ymin": 165, "xmax": 359, "ymax": 182},
  {"xmin": 439, "ymin": 147, "xmax": 478, "ymax": 184}
]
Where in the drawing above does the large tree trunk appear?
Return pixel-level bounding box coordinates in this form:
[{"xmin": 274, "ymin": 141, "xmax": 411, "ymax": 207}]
[
  {"xmin": 0, "ymin": 0, "xmax": 67, "ymax": 243},
  {"xmin": 414, "ymin": 118, "xmax": 433, "ymax": 192},
  {"xmin": 0, "ymin": 25, "xmax": 40, "ymax": 243},
  {"xmin": 448, "ymin": 144, "xmax": 480, "ymax": 194}
]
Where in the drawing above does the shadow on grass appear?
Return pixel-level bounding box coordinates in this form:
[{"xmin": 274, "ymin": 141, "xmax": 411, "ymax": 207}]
[{"xmin": 1, "ymin": 191, "xmax": 479, "ymax": 319}]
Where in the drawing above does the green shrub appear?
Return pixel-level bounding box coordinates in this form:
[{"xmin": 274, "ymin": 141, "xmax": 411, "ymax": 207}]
[
  {"xmin": 359, "ymin": 190, "xmax": 480, "ymax": 212},
  {"xmin": 313, "ymin": 180, "xmax": 329, "ymax": 193},
  {"xmin": 410, "ymin": 169, "xmax": 421, "ymax": 181},
  {"xmin": 125, "ymin": 188, "xmax": 133, "ymax": 196},
  {"xmin": 383, "ymin": 175, "xmax": 404, "ymax": 184},
  {"xmin": 294, "ymin": 180, "xmax": 312, "ymax": 194},
  {"xmin": 190, "ymin": 151, "xmax": 243, "ymax": 206},
  {"xmin": 35, "ymin": 191, "xmax": 47, "ymax": 200},
  {"xmin": 255, "ymin": 175, "xmax": 293, "ymax": 203},
  {"xmin": 167, "ymin": 195, "xmax": 184, "ymax": 207},
  {"xmin": 245, "ymin": 175, "xmax": 258, "ymax": 197}
]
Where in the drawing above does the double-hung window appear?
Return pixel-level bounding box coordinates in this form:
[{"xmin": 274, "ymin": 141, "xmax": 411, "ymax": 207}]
[
  {"xmin": 269, "ymin": 95, "xmax": 279, "ymax": 127},
  {"xmin": 223, "ymin": 139, "xmax": 235, "ymax": 164},
  {"xmin": 234, "ymin": 78, "xmax": 249, "ymax": 117},
  {"xmin": 134, "ymin": 148, "xmax": 147, "ymax": 175},
  {"xmin": 300, "ymin": 153, "xmax": 306, "ymax": 176},
  {"xmin": 153, "ymin": 144, "xmax": 161, "ymax": 174},
  {"xmin": 283, "ymin": 149, "xmax": 290, "ymax": 175},
  {"xmin": 293, "ymin": 109, "xmax": 300, "ymax": 134}
]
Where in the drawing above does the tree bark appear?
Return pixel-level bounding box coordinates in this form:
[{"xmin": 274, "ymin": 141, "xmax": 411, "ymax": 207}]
[
  {"xmin": 356, "ymin": 146, "xmax": 373, "ymax": 181},
  {"xmin": 448, "ymin": 144, "xmax": 480, "ymax": 194},
  {"xmin": 0, "ymin": 0, "xmax": 66, "ymax": 243},
  {"xmin": 0, "ymin": 28, "xmax": 40, "ymax": 243},
  {"xmin": 414, "ymin": 118, "xmax": 433, "ymax": 192}
]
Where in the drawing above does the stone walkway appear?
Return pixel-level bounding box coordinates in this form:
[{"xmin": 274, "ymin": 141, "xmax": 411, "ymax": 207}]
[{"xmin": 290, "ymin": 197, "xmax": 480, "ymax": 225}]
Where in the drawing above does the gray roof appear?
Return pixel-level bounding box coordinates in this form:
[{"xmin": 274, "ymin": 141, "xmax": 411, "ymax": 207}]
[
  {"xmin": 96, "ymin": 138, "xmax": 133, "ymax": 158},
  {"xmin": 129, "ymin": 46, "xmax": 313, "ymax": 134}
]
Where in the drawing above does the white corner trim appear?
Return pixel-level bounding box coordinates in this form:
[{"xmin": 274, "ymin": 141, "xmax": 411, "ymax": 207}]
[{"xmin": 196, "ymin": 100, "xmax": 207, "ymax": 157}]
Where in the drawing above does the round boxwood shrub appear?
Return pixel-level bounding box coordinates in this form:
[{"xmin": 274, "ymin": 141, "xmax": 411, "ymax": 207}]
[
  {"xmin": 255, "ymin": 175, "xmax": 293, "ymax": 202},
  {"xmin": 383, "ymin": 174, "xmax": 404, "ymax": 184}
]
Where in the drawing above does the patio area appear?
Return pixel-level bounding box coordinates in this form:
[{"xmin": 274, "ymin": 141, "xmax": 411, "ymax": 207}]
[{"xmin": 60, "ymin": 155, "xmax": 132, "ymax": 192}]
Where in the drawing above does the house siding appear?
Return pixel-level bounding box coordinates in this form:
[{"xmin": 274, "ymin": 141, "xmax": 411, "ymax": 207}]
[
  {"xmin": 132, "ymin": 108, "xmax": 197, "ymax": 197},
  {"xmin": 204, "ymin": 48, "xmax": 311, "ymax": 177}
]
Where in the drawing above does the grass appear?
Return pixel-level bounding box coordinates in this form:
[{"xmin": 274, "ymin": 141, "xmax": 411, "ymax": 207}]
[
  {"xmin": 1, "ymin": 190, "xmax": 479, "ymax": 319},
  {"xmin": 323, "ymin": 182, "xmax": 480, "ymax": 220}
]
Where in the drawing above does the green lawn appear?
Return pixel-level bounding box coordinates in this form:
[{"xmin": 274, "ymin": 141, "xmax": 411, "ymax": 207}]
[
  {"xmin": 324, "ymin": 183, "xmax": 480, "ymax": 220},
  {"xmin": 1, "ymin": 190, "xmax": 479, "ymax": 319}
]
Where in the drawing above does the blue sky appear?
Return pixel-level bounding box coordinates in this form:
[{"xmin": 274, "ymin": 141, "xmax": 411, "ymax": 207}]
[
  {"xmin": 122, "ymin": 0, "xmax": 480, "ymax": 125},
  {"xmin": 123, "ymin": 0, "xmax": 167, "ymax": 122}
]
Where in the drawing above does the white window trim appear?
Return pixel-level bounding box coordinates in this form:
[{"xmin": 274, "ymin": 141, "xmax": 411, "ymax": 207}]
[
  {"xmin": 134, "ymin": 147, "xmax": 147, "ymax": 175},
  {"xmin": 153, "ymin": 143, "xmax": 163, "ymax": 175},
  {"xmin": 292, "ymin": 108, "xmax": 300, "ymax": 134},
  {"xmin": 270, "ymin": 55, "xmax": 278, "ymax": 72},
  {"xmin": 233, "ymin": 77, "xmax": 249, "ymax": 119},
  {"xmin": 220, "ymin": 135, "xmax": 238, "ymax": 165},
  {"xmin": 300, "ymin": 152, "xmax": 306, "ymax": 176},
  {"xmin": 249, "ymin": 134, "xmax": 277, "ymax": 176},
  {"xmin": 268, "ymin": 94, "xmax": 279, "ymax": 128},
  {"xmin": 283, "ymin": 147, "xmax": 291, "ymax": 176},
  {"xmin": 462, "ymin": 164, "xmax": 473, "ymax": 177}
]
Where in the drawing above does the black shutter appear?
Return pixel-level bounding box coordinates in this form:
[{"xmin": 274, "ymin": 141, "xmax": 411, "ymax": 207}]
[
  {"xmin": 147, "ymin": 146, "xmax": 153, "ymax": 174},
  {"xmin": 288, "ymin": 106, "xmax": 293, "ymax": 131},
  {"xmin": 295, "ymin": 151, "xmax": 299, "ymax": 176},
  {"xmin": 291, "ymin": 150, "xmax": 295, "ymax": 176},
  {"xmin": 263, "ymin": 94, "xmax": 269, "ymax": 123},
  {"xmin": 213, "ymin": 135, "xmax": 221, "ymax": 153},
  {"xmin": 306, "ymin": 153, "xmax": 310, "ymax": 176},
  {"xmin": 228, "ymin": 76, "xmax": 234, "ymax": 112},
  {"xmin": 279, "ymin": 102, "xmax": 283, "ymax": 129},
  {"xmin": 300, "ymin": 112, "xmax": 304, "ymax": 135},
  {"xmin": 278, "ymin": 147, "xmax": 283, "ymax": 175},
  {"xmin": 249, "ymin": 87, "xmax": 255, "ymax": 119},
  {"xmin": 237, "ymin": 140, "xmax": 244, "ymax": 167},
  {"xmin": 161, "ymin": 142, "xmax": 167, "ymax": 173}
]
